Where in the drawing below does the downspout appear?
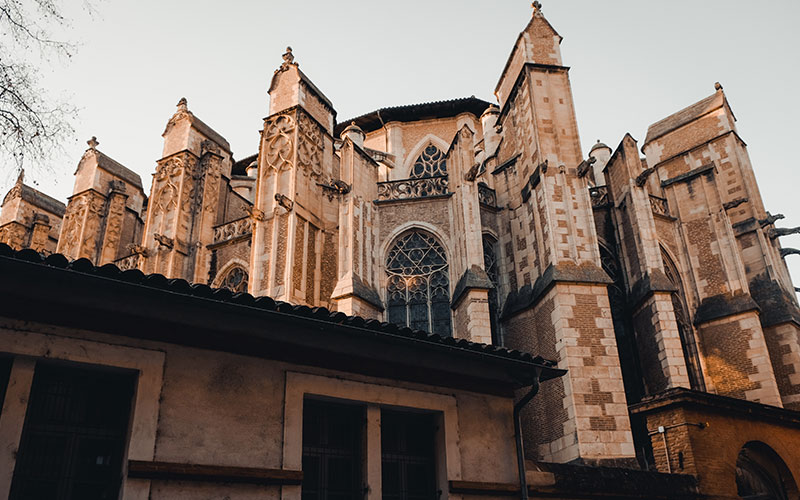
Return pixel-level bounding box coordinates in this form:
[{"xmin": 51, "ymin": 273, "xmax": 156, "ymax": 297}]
[{"xmin": 513, "ymin": 368, "xmax": 541, "ymax": 500}]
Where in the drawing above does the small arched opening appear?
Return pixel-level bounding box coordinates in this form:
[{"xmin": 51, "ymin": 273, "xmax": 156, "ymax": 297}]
[{"xmin": 736, "ymin": 441, "xmax": 799, "ymax": 500}]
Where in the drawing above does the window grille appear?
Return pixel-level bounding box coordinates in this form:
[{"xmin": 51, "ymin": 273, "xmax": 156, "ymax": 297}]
[
  {"xmin": 9, "ymin": 363, "xmax": 134, "ymax": 500},
  {"xmin": 381, "ymin": 410, "xmax": 437, "ymax": 500},
  {"xmin": 410, "ymin": 144, "xmax": 447, "ymax": 178},
  {"xmin": 302, "ymin": 400, "xmax": 364, "ymax": 500},
  {"xmin": 386, "ymin": 231, "xmax": 452, "ymax": 336}
]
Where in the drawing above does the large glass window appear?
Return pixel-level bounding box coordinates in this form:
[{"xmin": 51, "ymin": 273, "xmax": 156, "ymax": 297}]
[
  {"xmin": 381, "ymin": 410, "xmax": 437, "ymax": 500},
  {"xmin": 386, "ymin": 231, "xmax": 452, "ymax": 336},
  {"xmin": 482, "ymin": 235, "xmax": 501, "ymax": 345},
  {"xmin": 9, "ymin": 363, "xmax": 135, "ymax": 500},
  {"xmin": 302, "ymin": 400, "xmax": 364, "ymax": 500},
  {"xmin": 410, "ymin": 144, "xmax": 447, "ymax": 178}
]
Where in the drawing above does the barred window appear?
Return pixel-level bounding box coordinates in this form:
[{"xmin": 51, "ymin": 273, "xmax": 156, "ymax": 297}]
[
  {"xmin": 410, "ymin": 144, "xmax": 447, "ymax": 178},
  {"xmin": 386, "ymin": 231, "xmax": 452, "ymax": 336},
  {"xmin": 219, "ymin": 266, "xmax": 249, "ymax": 293}
]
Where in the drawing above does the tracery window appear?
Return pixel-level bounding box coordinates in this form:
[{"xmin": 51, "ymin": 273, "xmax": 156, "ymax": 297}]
[
  {"xmin": 219, "ymin": 266, "xmax": 249, "ymax": 293},
  {"xmin": 386, "ymin": 231, "xmax": 452, "ymax": 336},
  {"xmin": 482, "ymin": 235, "xmax": 501, "ymax": 345},
  {"xmin": 410, "ymin": 144, "xmax": 447, "ymax": 178}
]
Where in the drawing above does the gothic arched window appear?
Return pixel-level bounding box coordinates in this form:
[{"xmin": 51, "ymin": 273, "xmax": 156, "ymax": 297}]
[
  {"xmin": 410, "ymin": 144, "xmax": 447, "ymax": 178},
  {"xmin": 482, "ymin": 235, "xmax": 501, "ymax": 345},
  {"xmin": 386, "ymin": 231, "xmax": 452, "ymax": 336},
  {"xmin": 219, "ymin": 266, "xmax": 249, "ymax": 293},
  {"xmin": 662, "ymin": 249, "xmax": 705, "ymax": 391}
]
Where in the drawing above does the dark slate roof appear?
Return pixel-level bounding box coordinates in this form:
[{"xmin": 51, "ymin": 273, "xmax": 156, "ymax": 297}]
[
  {"xmin": 94, "ymin": 150, "xmax": 144, "ymax": 189},
  {"xmin": 231, "ymin": 153, "xmax": 257, "ymax": 176},
  {"xmin": 335, "ymin": 97, "xmax": 493, "ymax": 137},
  {"xmin": 18, "ymin": 184, "xmax": 67, "ymax": 216},
  {"xmin": 644, "ymin": 91, "xmax": 725, "ymax": 146},
  {"xmin": 0, "ymin": 243, "xmax": 564, "ymax": 389}
]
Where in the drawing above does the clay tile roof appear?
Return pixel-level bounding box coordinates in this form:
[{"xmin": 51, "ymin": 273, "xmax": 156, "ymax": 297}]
[
  {"xmin": 0, "ymin": 243, "xmax": 564, "ymax": 383},
  {"xmin": 644, "ymin": 91, "xmax": 725, "ymax": 146},
  {"xmin": 335, "ymin": 96, "xmax": 493, "ymax": 137}
]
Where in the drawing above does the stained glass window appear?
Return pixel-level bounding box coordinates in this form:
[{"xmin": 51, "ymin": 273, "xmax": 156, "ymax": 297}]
[
  {"xmin": 219, "ymin": 266, "xmax": 249, "ymax": 293},
  {"xmin": 482, "ymin": 236, "xmax": 501, "ymax": 345},
  {"xmin": 386, "ymin": 231, "xmax": 452, "ymax": 336},
  {"xmin": 410, "ymin": 144, "xmax": 447, "ymax": 178}
]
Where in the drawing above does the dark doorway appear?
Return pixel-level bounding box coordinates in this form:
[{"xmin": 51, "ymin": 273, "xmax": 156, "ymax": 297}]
[
  {"xmin": 9, "ymin": 362, "xmax": 135, "ymax": 500},
  {"xmin": 302, "ymin": 399, "xmax": 364, "ymax": 500},
  {"xmin": 381, "ymin": 409, "xmax": 437, "ymax": 500}
]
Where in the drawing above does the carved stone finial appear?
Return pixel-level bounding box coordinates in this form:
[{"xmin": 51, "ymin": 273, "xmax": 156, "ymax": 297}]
[
  {"xmin": 714, "ymin": 82, "xmax": 723, "ymax": 91},
  {"xmin": 177, "ymin": 97, "xmax": 188, "ymax": 112},
  {"xmin": 87, "ymin": 136, "xmax": 99, "ymax": 150},
  {"xmin": 532, "ymin": 1, "xmax": 542, "ymax": 12}
]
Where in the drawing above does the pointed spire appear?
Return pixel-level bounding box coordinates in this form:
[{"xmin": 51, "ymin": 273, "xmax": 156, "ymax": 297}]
[
  {"xmin": 87, "ymin": 136, "xmax": 99, "ymax": 150},
  {"xmin": 15, "ymin": 168, "xmax": 24, "ymax": 186}
]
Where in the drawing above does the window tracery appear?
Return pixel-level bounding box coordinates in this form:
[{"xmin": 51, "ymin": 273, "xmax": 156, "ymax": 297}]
[
  {"xmin": 386, "ymin": 231, "xmax": 451, "ymax": 336},
  {"xmin": 410, "ymin": 144, "xmax": 447, "ymax": 178},
  {"xmin": 219, "ymin": 266, "xmax": 249, "ymax": 294},
  {"xmin": 483, "ymin": 235, "xmax": 501, "ymax": 345}
]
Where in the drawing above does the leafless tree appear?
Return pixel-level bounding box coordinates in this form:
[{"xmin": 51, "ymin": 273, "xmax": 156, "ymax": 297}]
[{"xmin": 0, "ymin": 0, "xmax": 87, "ymax": 177}]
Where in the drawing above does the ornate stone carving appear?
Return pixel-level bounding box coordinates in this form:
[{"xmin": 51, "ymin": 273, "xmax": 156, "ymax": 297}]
[
  {"xmin": 464, "ymin": 163, "xmax": 481, "ymax": 182},
  {"xmin": 589, "ymin": 185, "xmax": 609, "ymax": 207},
  {"xmin": 213, "ymin": 217, "xmax": 253, "ymax": 244},
  {"xmin": 649, "ymin": 195, "xmax": 670, "ymax": 217},
  {"xmin": 246, "ymin": 206, "xmax": 266, "ymax": 221},
  {"xmin": 275, "ymin": 46, "xmax": 297, "ymax": 74},
  {"xmin": 114, "ymin": 253, "xmax": 141, "ymax": 271},
  {"xmin": 377, "ymin": 175, "xmax": 449, "ymax": 201},
  {"xmin": 275, "ymin": 193, "xmax": 294, "ymax": 212},
  {"xmin": 317, "ymin": 179, "xmax": 351, "ymax": 201},
  {"xmin": 769, "ymin": 226, "xmax": 800, "ymax": 239},
  {"xmin": 154, "ymin": 233, "xmax": 174, "ymax": 249},
  {"xmin": 263, "ymin": 114, "xmax": 295, "ymax": 173},
  {"xmin": 127, "ymin": 244, "xmax": 149, "ymax": 257},
  {"xmin": 723, "ymin": 198, "xmax": 748, "ymax": 210},
  {"xmin": 155, "ymin": 156, "xmax": 186, "ymax": 181},
  {"xmin": 477, "ymin": 182, "xmax": 497, "ymax": 207},
  {"xmin": 635, "ymin": 166, "xmax": 656, "ymax": 187},
  {"xmin": 297, "ymin": 111, "xmax": 323, "ymax": 178},
  {"xmin": 759, "ymin": 212, "xmax": 784, "ymax": 227},
  {"xmin": 577, "ymin": 156, "xmax": 596, "ymax": 178}
]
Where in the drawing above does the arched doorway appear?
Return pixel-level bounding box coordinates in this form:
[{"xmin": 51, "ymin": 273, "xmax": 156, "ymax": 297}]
[{"xmin": 736, "ymin": 442, "xmax": 799, "ymax": 500}]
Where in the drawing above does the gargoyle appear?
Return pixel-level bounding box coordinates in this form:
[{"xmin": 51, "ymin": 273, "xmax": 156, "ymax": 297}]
[
  {"xmin": 153, "ymin": 233, "xmax": 174, "ymax": 249},
  {"xmin": 246, "ymin": 206, "xmax": 266, "ymax": 221},
  {"xmin": 127, "ymin": 244, "xmax": 148, "ymax": 257},
  {"xmin": 759, "ymin": 212, "xmax": 785, "ymax": 227},
  {"xmin": 723, "ymin": 198, "xmax": 748, "ymax": 210},
  {"xmin": 635, "ymin": 166, "xmax": 656, "ymax": 187},
  {"xmin": 275, "ymin": 193, "xmax": 294, "ymax": 212},
  {"xmin": 577, "ymin": 156, "xmax": 596, "ymax": 178},
  {"xmin": 465, "ymin": 163, "xmax": 481, "ymax": 182},
  {"xmin": 780, "ymin": 248, "xmax": 800, "ymax": 258},
  {"xmin": 768, "ymin": 226, "xmax": 800, "ymax": 239}
]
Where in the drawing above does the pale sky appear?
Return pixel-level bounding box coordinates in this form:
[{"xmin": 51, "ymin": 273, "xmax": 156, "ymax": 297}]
[{"xmin": 6, "ymin": 0, "xmax": 800, "ymax": 288}]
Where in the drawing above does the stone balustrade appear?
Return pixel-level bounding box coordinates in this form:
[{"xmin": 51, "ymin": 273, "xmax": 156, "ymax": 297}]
[
  {"xmin": 213, "ymin": 217, "xmax": 252, "ymax": 244},
  {"xmin": 377, "ymin": 175, "xmax": 449, "ymax": 201}
]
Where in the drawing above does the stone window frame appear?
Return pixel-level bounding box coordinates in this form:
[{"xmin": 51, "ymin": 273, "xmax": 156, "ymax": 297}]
[
  {"xmin": 282, "ymin": 371, "xmax": 462, "ymax": 500},
  {"xmin": 0, "ymin": 324, "xmax": 165, "ymax": 500},
  {"xmin": 212, "ymin": 259, "xmax": 250, "ymax": 293},
  {"xmin": 384, "ymin": 227, "xmax": 453, "ymax": 336},
  {"xmin": 400, "ymin": 135, "xmax": 450, "ymax": 181}
]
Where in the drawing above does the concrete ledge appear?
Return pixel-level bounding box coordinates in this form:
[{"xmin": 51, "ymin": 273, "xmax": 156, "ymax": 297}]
[
  {"xmin": 693, "ymin": 292, "xmax": 759, "ymax": 325},
  {"xmin": 127, "ymin": 460, "xmax": 302, "ymax": 485},
  {"xmin": 502, "ymin": 263, "xmax": 612, "ymax": 319},
  {"xmin": 628, "ymin": 270, "xmax": 677, "ymax": 310},
  {"xmin": 451, "ymin": 266, "xmax": 493, "ymax": 310}
]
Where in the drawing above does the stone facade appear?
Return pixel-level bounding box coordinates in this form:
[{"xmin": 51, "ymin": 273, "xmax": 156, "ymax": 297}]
[{"xmin": 2, "ymin": 4, "xmax": 800, "ymax": 498}]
